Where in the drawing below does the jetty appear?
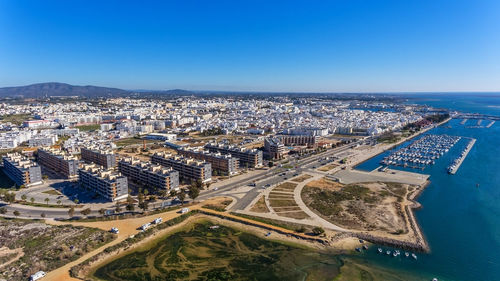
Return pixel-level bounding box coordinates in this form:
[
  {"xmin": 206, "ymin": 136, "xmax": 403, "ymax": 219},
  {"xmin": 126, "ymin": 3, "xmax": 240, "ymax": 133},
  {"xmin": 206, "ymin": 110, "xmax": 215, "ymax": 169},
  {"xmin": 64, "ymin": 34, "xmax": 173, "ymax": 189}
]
[{"xmin": 448, "ymin": 138, "xmax": 476, "ymax": 175}]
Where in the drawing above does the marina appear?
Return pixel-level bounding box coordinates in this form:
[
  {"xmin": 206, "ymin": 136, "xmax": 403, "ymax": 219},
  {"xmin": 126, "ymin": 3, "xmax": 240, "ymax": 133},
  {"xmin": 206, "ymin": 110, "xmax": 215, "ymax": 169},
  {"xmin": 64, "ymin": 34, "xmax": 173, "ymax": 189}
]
[
  {"xmin": 447, "ymin": 138, "xmax": 476, "ymax": 175},
  {"xmin": 381, "ymin": 134, "xmax": 460, "ymax": 170}
]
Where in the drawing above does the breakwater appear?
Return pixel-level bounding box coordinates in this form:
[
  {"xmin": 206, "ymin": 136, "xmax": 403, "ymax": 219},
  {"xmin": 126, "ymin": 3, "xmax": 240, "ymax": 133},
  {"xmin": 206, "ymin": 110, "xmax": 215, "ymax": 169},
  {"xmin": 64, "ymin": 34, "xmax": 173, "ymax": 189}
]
[{"xmin": 448, "ymin": 138, "xmax": 476, "ymax": 175}]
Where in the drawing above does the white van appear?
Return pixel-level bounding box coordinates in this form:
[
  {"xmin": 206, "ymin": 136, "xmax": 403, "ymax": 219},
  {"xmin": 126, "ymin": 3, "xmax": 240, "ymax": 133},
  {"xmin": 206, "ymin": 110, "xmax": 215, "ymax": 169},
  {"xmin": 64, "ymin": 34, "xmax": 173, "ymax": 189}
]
[
  {"xmin": 30, "ymin": 271, "xmax": 46, "ymax": 281},
  {"xmin": 141, "ymin": 223, "xmax": 151, "ymax": 231},
  {"xmin": 153, "ymin": 217, "xmax": 162, "ymax": 224}
]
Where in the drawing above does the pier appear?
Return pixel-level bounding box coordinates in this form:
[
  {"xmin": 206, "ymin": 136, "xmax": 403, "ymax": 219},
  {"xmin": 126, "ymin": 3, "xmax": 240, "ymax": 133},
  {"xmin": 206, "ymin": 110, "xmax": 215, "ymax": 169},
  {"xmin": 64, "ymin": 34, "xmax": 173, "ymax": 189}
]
[{"xmin": 448, "ymin": 138, "xmax": 476, "ymax": 175}]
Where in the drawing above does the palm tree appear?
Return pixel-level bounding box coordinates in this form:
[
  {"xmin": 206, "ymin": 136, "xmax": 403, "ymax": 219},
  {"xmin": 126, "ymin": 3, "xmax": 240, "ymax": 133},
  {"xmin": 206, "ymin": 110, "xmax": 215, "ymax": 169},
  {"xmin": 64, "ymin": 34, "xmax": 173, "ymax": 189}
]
[
  {"xmin": 99, "ymin": 208, "xmax": 106, "ymax": 216},
  {"xmin": 30, "ymin": 197, "xmax": 35, "ymax": 204},
  {"xmin": 13, "ymin": 210, "xmax": 20, "ymax": 217},
  {"xmin": 21, "ymin": 194, "xmax": 27, "ymax": 202},
  {"xmin": 44, "ymin": 198, "xmax": 50, "ymax": 205},
  {"xmin": 57, "ymin": 200, "xmax": 62, "ymax": 206}
]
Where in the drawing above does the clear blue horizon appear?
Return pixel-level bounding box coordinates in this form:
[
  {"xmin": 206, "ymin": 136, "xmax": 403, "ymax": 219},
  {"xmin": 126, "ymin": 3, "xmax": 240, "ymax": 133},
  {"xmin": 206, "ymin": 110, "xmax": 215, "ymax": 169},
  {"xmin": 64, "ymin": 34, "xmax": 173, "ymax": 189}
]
[{"xmin": 1, "ymin": 0, "xmax": 499, "ymax": 92}]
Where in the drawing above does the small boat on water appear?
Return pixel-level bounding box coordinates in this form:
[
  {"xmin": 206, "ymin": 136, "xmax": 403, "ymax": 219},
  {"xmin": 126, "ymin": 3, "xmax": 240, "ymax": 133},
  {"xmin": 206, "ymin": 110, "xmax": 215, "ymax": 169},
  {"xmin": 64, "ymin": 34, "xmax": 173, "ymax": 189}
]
[
  {"xmin": 378, "ymin": 248, "xmax": 383, "ymax": 253},
  {"xmin": 386, "ymin": 250, "xmax": 391, "ymax": 255},
  {"xmin": 392, "ymin": 252, "xmax": 398, "ymax": 257},
  {"xmin": 432, "ymin": 278, "xmax": 438, "ymax": 281},
  {"xmin": 405, "ymin": 252, "xmax": 409, "ymax": 257},
  {"xmin": 355, "ymin": 248, "xmax": 361, "ymax": 252},
  {"xmin": 362, "ymin": 245, "xmax": 368, "ymax": 250},
  {"xmin": 412, "ymin": 253, "xmax": 418, "ymax": 260}
]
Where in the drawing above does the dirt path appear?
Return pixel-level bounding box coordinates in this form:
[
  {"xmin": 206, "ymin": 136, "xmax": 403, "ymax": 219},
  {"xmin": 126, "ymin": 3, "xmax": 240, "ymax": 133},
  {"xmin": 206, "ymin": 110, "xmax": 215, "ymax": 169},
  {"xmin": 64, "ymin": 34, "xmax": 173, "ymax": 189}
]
[
  {"xmin": 0, "ymin": 247, "xmax": 24, "ymax": 269},
  {"xmin": 43, "ymin": 198, "xmax": 227, "ymax": 281}
]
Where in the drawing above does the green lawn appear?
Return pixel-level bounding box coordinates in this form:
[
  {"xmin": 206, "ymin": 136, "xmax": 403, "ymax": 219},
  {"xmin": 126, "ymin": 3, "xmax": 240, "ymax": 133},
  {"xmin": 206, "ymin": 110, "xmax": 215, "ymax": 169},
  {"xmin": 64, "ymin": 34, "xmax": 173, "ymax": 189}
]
[
  {"xmin": 0, "ymin": 114, "xmax": 32, "ymax": 125},
  {"xmin": 75, "ymin": 124, "xmax": 101, "ymax": 131}
]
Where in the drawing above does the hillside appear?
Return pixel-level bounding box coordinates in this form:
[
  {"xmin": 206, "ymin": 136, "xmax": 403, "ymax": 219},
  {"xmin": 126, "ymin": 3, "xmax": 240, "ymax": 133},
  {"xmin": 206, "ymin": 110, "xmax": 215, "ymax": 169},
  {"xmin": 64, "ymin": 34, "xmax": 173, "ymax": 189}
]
[{"xmin": 0, "ymin": 82, "xmax": 129, "ymax": 98}]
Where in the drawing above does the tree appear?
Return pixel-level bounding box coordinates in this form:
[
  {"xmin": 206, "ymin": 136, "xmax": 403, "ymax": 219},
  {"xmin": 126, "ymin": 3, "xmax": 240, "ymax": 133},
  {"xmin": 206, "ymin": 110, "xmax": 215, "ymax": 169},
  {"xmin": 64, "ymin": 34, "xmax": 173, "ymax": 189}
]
[
  {"xmin": 44, "ymin": 198, "xmax": 50, "ymax": 205},
  {"xmin": 115, "ymin": 204, "xmax": 122, "ymax": 213},
  {"xmin": 144, "ymin": 189, "xmax": 149, "ymax": 197},
  {"xmin": 158, "ymin": 189, "xmax": 167, "ymax": 198},
  {"xmin": 178, "ymin": 191, "xmax": 186, "ymax": 205},
  {"xmin": 169, "ymin": 190, "xmax": 178, "ymax": 198},
  {"xmin": 268, "ymin": 161, "xmax": 274, "ymax": 168},
  {"xmin": 74, "ymin": 199, "xmax": 79, "ymax": 204},
  {"xmin": 4, "ymin": 192, "xmax": 15, "ymax": 204},
  {"xmin": 138, "ymin": 192, "xmax": 145, "ymax": 204},
  {"xmin": 188, "ymin": 186, "xmax": 200, "ymax": 202},
  {"xmin": 13, "ymin": 210, "xmax": 20, "ymax": 217},
  {"xmin": 312, "ymin": 227, "xmax": 325, "ymax": 236},
  {"xmin": 68, "ymin": 207, "xmax": 75, "ymax": 218},
  {"xmin": 139, "ymin": 201, "xmax": 149, "ymax": 212},
  {"xmin": 99, "ymin": 208, "xmax": 106, "ymax": 216},
  {"xmin": 19, "ymin": 184, "xmax": 25, "ymax": 189},
  {"xmin": 42, "ymin": 175, "xmax": 49, "ymax": 180},
  {"xmin": 80, "ymin": 208, "xmax": 91, "ymax": 216},
  {"xmin": 0, "ymin": 207, "xmax": 6, "ymax": 214},
  {"xmin": 30, "ymin": 197, "xmax": 35, "ymax": 203},
  {"xmin": 126, "ymin": 203, "xmax": 135, "ymax": 212},
  {"xmin": 41, "ymin": 212, "xmax": 46, "ymax": 218},
  {"xmin": 21, "ymin": 194, "xmax": 27, "ymax": 202},
  {"xmin": 57, "ymin": 200, "xmax": 62, "ymax": 206}
]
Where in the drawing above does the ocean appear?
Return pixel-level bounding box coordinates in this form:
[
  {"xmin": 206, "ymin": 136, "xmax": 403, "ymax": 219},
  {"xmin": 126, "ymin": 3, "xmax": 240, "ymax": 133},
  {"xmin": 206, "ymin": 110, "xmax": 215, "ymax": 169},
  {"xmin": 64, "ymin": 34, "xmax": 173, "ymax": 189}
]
[{"xmin": 348, "ymin": 93, "xmax": 500, "ymax": 281}]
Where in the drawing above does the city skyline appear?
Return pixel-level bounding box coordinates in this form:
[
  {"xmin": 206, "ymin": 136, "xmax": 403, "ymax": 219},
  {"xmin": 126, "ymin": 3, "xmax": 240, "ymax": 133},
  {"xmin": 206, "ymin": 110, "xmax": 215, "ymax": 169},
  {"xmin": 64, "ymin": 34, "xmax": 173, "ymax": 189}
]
[{"xmin": 1, "ymin": 0, "xmax": 499, "ymax": 92}]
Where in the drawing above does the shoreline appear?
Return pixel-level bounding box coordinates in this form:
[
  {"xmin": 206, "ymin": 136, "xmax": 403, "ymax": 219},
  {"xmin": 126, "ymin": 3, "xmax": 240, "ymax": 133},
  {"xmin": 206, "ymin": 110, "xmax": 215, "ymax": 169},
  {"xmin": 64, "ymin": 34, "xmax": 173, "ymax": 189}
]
[{"xmin": 352, "ymin": 117, "xmax": 452, "ymax": 170}]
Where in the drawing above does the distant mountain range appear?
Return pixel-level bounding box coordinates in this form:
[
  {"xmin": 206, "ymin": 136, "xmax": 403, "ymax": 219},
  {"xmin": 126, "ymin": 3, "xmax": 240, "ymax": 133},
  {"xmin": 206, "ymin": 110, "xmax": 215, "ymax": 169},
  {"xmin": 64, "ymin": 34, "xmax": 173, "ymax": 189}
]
[{"xmin": 0, "ymin": 82, "xmax": 195, "ymax": 98}]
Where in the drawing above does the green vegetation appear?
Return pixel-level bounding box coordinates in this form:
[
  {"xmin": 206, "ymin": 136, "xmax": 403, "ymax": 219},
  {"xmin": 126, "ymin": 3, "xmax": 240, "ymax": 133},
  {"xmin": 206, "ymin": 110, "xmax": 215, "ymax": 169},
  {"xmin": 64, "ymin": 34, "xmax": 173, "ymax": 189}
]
[
  {"xmin": 42, "ymin": 189, "xmax": 60, "ymax": 195},
  {"xmin": 113, "ymin": 137, "xmax": 156, "ymax": 147},
  {"xmin": 377, "ymin": 132, "xmax": 401, "ymax": 143},
  {"xmin": 0, "ymin": 114, "xmax": 32, "ymax": 125},
  {"xmin": 199, "ymin": 127, "xmax": 224, "ymax": 136},
  {"xmin": 425, "ymin": 113, "xmax": 450, "ymax": 123},
  {"xmin": 75, "ymin": 124, "xmax": 101, "ymax": 131},
  {"xmin": 229, "ymin": 212, "xmax": 308, "ymax": 232},
  {"xmin": 93, "ymin": 220, "xmax": 342, "ymax": 281},
  {"xmin": 0, "ymin": 218, "xmax": 114, "ymax": 281}
]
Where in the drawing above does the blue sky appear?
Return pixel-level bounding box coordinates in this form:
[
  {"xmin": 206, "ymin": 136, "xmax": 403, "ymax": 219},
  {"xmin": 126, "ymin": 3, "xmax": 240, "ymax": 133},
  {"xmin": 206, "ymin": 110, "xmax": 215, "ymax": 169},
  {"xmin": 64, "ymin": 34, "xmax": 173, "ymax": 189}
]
[{"xmin": 0, "ymin": 0, "xmax": 499, "ymax": 92}]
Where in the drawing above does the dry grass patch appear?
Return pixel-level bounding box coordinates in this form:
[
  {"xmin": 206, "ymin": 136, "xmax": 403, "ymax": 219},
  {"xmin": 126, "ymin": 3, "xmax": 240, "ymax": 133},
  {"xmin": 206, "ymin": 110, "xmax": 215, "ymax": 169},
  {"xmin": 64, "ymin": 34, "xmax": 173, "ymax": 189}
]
[
  {"xmin": 302, "ymin": 180, "xmax": 413, "ymax": 234},
  {"xmin": 317, "ymin": 163, "xmax": 339, "ymax": 172},
  {"xmin": 290, "ymin": 174, "xmax": 313, "ymax": 183},
  {"xmin": 272, "ymin": 206, "xmax": 303, "ymax": 212},
  {"xmin": 269, "ymin": 199, "xmax": 299, "ymax": 208},
  {"xmin": 275, "ymin": 182, "xmax": 298, "ymax": 190},
  {"xmin": 249, "ymin": 196, "xmax": 270, "ymax": 213},
  {"xmin": 276, "ymin": 211, "xmax": 309, "ymax": 220},
  {"xmin": 305, "ymin": 177, "xmax": 343, "ymax": 190}
]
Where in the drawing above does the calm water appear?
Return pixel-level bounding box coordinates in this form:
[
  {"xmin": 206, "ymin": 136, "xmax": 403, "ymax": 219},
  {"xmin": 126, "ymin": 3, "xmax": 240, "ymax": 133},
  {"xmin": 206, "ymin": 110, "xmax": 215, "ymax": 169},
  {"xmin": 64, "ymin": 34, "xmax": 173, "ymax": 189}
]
[{"xmin": 349, "ymin": 94, "xmax": 500, "ymax": 281}]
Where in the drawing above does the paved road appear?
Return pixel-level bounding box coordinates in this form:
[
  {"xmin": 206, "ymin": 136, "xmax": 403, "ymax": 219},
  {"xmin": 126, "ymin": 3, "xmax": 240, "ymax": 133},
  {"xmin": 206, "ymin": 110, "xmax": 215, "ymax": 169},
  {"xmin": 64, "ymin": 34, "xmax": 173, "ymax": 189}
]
[{"xmin": 1, "ymin": 140, "xmax": 363, "ymax": 219}]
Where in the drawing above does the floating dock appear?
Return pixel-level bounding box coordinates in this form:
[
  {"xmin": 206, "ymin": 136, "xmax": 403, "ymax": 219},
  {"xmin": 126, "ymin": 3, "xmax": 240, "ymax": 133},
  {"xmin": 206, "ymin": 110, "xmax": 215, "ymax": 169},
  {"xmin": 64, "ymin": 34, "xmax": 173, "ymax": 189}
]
[
  {"xmin": 448, "ymin": 138, "xmax": 476, "ymax": 175},
  {"xmin": 486, "ymin": 120, "xmax": 495, "ymax": 128},
  {"xmin": 460, "ymin": 119, "xmax": 468, "ymax": 125}
]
